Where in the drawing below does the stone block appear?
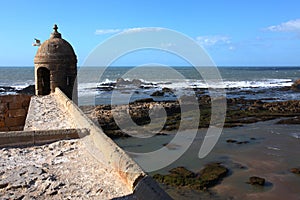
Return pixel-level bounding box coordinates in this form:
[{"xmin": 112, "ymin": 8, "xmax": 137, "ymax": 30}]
[
  {"xmin": 0, "ymin": 120, "xmax": 5, "ymax": 128},
  {"xmin": 8, "ymin": 109, "xmax": 26, "ymax": 118},
  {"xmin": 0, "ymin": 127, "xmax": 9, "ymax": 132},
  {"xmin": 0, "ymin": 96, "xmax": 13, "ymax": 103},
  {"xmin": 22, "ymin": 100, "xmax": 31, "ymax": 108},
  {"xmin": 8, "ymin": 102, "xmax": 23, "ymax": 110},
  {"xmin": 8, "ymin": 126, "xmax": 24, "ymax": 131},
  {"xmin": 0, "ymin": 103, "xmax": 8, "ymax": 114},
  {"xmin": 4, "ymin": 116, "xmax": 26, "ymax": 127}
]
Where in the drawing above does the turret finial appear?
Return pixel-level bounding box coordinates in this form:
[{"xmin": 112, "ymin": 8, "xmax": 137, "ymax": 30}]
[
  {"xmin": 50, "ymin": 24, "xmax": 61, "ymax": 39},
  {"xmin": 53, "ymin": 24, "xmax": 58, "ymax": 33}
]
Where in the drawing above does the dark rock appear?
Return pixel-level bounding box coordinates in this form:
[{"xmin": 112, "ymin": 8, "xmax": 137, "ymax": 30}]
[
  {"xmin": 16, "ymin": 85, "xmax": 35, "ymax": 95},
  {"xmin": 153, "ymin": 163, "xmax": 228, "ymax": 190},
  {"xmin": 226, "ymin": 139, "xmax": 249, "ymax": 144},
  {"xmin": 150, "ymin": 90, "xmax": 165, "ymax": 96},
  {"xmin": 290, "ymin": 167, "xmax": 300, "ymax": 174},
  {"xmin": 247, "ymin": 176, "xmax": 265, "ymax": 186},
  {"xmin": 116, "ymin": 78, "xmax": 129, "ymax": 85},
  {"xmin": 169, "ymin": 166, "xmax": 196, "ymax": 178},
  {"xmin": 0, "ymin": 86, "xmax": 15, "ymax": 92},
  {"xmin": 237, "ymin": 141, "xmax": 249, "ymax": 144},
  {"xmin": 162, "ymin": 87, "xmax": 172, "ymax": 93},
  {"xmin": 226, "ymin": 139, "xmax": 237, "ymax": 143},
  {"xmin": 131, "ymin": 79, "xmax": 142, "ymax": 86},
  {"xmin": 291, "ymin": 79, "xmax": 300, "ymax": 91},
  {"xmin": 276, "ymin": 117, "xmax": 300, "ymax": 124},
  {"xmin": 198, "ymin": 163, "xmax": 228, "ymax": 187},
  {"xmin": 96, "ymin": 86, "xmax": 114, "ymax": 91},
  {"xmin": 132, "ymin": 98, "xmax": 154, "ymax": 103},
  {"xmin": 116, "ymin": 78, "xmax": 143, "ymax": 86}
]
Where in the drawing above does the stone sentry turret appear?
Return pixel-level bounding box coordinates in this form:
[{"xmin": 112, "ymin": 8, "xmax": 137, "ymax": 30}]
[{"xmin": 34, "ymin": 24, "xmax": 77, "ymax": 103}]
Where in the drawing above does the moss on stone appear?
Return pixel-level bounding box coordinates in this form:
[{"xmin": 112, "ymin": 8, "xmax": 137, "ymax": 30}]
[{"xmin": 153, "ymin": 163, "xmax": 228, "ymax": 191}]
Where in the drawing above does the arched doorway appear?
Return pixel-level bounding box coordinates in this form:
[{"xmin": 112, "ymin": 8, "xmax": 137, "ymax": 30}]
[{"xmin": 37, "ymin": 67, "xmax": 50, "ymax": 95}]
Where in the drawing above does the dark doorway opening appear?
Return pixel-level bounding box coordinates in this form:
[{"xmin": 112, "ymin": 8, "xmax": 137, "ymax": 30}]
[{"xmin": 37, "ymin": 67, "xmax": 50, "ymax": 95}]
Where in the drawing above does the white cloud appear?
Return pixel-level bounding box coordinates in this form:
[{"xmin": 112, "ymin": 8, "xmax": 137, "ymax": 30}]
[
  {"xmin": 123, "ymin": 27, "xmax": 163, "ymax": 34},
  {"xmin": 196, "ymin": 35, "xmax": 231, "ymax": 46},
  {"xmin": 95, "ymin": 29, "xmax": 121, "ymax": 35},
  {"xmin": 265, "ymin": 19, "xmax": 300, "ymax": 32},
  {"xmin": 95, "ymin": 27, "xmax": 163, "ymax": 35}
]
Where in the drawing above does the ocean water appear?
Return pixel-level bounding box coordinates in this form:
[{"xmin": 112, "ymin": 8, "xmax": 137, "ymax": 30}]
[
  {"xmin": 1, "ymin": 66, "xmax": 300, "ymax": 199},
  {"xmin": 2, "ymin": 66, "xmax": 299, "ymax": 105}
]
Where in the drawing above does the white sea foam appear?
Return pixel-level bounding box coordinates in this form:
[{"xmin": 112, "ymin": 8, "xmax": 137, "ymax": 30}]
[
  {"xmin": 290, "ymin": 132, "xmax": 300, "ymax": 139},
  {"xmin": 267, "ymin": 146, "xmax": 281, "ymax": 151},
  {"xmin": 78, "ymin": 78, "xmax": 293, "ymax": 93}
]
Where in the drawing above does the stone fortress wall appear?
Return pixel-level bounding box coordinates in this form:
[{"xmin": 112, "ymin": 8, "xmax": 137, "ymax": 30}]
[
  {"xmin": 53, "ymin": 88, "xmax": 170, "ymax": 199},
  {"xmin": 0, "ymin": 94, "xmax": 31, "ymax": 132},
  {"xmin": 0, "ymin": 24, "xmax": 171, "ymax": 199},
  {"xmin": 0, "ymin": 89, "xmax": 171, "ymax": 199}
]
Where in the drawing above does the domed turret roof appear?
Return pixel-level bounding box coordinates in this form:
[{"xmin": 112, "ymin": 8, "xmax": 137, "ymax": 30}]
[{"xmin": 34, "ymin": 24, "xmax": 77, "ymax": 64}]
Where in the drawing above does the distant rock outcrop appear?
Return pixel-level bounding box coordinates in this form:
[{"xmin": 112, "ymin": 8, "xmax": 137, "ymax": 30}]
[
  {"xmin": 150, "ymin": 90, "xmax": 164, "ymax": 96},
  {"xmin": 116, "ymin": 78, "xmax": 142, "ymax": 86},
  {"xmin": 291, "ymin": 79, "xmax": 300, "ymax": 91},
  {"xmin": 17, "ymin": 85, "xmax": 35, "ymax": 95}
]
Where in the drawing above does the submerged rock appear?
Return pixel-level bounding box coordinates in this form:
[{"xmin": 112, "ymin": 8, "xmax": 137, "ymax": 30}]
[
  {"xmin": 153, "ymin": 163, "xmax": 228, "ymax": 190},
  {"xmin": 290, "ymin": 167, "xmax": 300, "ymax": 174},
  {"xmin": 247, "ymin": 176, "xmax": 265, "ymax": 186},
  {"xmin": 226, "ymin": 139, "xmax": 238, "ymax": 143},
  {"xmin": 226, "ymin": 139, "xmax": 249, "ymax": 144}
]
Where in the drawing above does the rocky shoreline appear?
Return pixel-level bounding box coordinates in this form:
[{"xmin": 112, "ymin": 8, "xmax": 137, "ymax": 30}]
[
  {"xmin": 79, "ymin": 84, "xmax": 300, "ymax": 198},
  {"xmin": 81, "ymin": 92, "xmax": 300, "ymax": 139}
]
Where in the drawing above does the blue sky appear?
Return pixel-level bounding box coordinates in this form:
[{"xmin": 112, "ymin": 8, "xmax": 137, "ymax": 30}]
[{"xmin": 1, "ymin": 0, "xmax": 300, "ymax": 66}]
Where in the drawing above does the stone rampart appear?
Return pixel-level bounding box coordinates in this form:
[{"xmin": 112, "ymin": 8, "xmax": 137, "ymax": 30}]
[
  {"xmin": 0, "ymin": 95, "xmax": 31, "ymax": 132},
  {"xmin": 53, "ymin": 88, "xmax": 171, "ymax": 199}
]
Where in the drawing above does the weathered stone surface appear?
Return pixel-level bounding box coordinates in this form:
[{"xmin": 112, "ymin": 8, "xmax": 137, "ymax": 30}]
[
  {"xmin": 0, "ymin": 103, "xmax": 8, "ymax": 114},
  {"xmin": 4, "ymin": 116, "xmax": 26, "ymax": 127},
  {"xmin": 24, "ymin": 94, "xmax": 75, "ymax": 131},
  {"xmin": 8, "ymin": 109, "xmax": 26, "ymax": 118},
  {"xmin": 8, "ymin": 102, "xmax": 23, "ymax": 110},
  {"xmin": 0, "ymin": 95, "xmax": 31, "ymax": 132},
  {"xmin": 8, "ymin": 126, "xmax": 24, "ymax": 131},
  {"xmin": 0, "ymin": 127, "xmax": 9, "ymax": 131},
  {"xmin": 0, "ymin": 139, "xmax": 133, "ymax": 199}
]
